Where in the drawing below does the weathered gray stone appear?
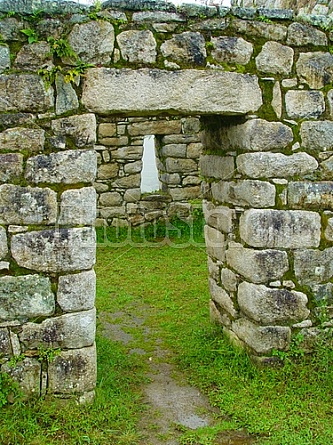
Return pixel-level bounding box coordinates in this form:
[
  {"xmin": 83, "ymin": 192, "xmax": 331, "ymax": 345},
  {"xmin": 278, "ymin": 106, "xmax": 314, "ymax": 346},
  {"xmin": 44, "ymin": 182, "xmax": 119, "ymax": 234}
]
[
  {"xmin": 55, "ymin": 73, "xmax": 79, "ymax": 115},
  {"xmin": 100, "ymin": 206, "xmax": 126, "ymax": 219},
  {"xmin": 0, "ymin": 17, "xmax": 25, "ymax": 41},
  {"xmin": 124, "ymin": 161, "xmax": 143, "ymax": 175},
  {"xmin": 238, "ymin": 282, "xmax": 309, "ymax": 325},
  {"xmin": 11, "ymin": 228, "xmax": 96, "ymax": 273},
  {"xmin": 296, "ymin": 52, "xmax": 333, "ymax": 89},
  {"xmin": 59, "ymin": 187, "xmax": 96, "ymax": 225},
  {"xmin": 168, "ymin": 202, "xmax": 191, "ymax": 219},
  {"xmin": 0, "ymin": 127, "xmax": 44, "ymax": 152},
  {"xmin": 237, "ymin": 152, "xmax": 318, "ymax": 179},
  {"xmin": 0, "ymin": 45, "xmax": 10, "ymax": 73},
  {"xmin": 0, "ymin": 0, "xmax": 86, "ymax": 14},
  {"xmin": 287, "ymin": 22, "xmax": 327, "ymax": 46},
  {"xmin": 51, "ymin": 114, "xmax": 96, "ymax": 147},
  {"xmin": 169, "ymin": 186, "xmax": 200, "ymax": 201},
  {"xmin": 256, "ymin": 41, "xmax": 294, "ymax": 75},
  {"xmin": 99, "ymin": 191, "xmax": 122, "ymax": 207},
  {"xmin": 294, "ymin": 248, "xmax": 333, "ymax": 285},
  {"xmin": 272, "ymin": 81, "xmax": 282, "ymax": 119},
  {"xmin": 128, "ymin": 120, "xmax": 181, "ymax": 136},
  {"xmin": 285, "ymin": 90, "xmax": 325, "ymax": 119},
  {"xmin": 98, "ymin": 123, "xmax": 116, "ymax": 138},
  {"xmin": 132, "ymin": 11, "xmax": 184, "ymax": 22},
  {"xmin": 0, "ymin": 74, "xmax": 54, "ymax": 112},
  {"xmin": 36, "ymin": 18, "xmax": 65, "ymax": 40},
  {"xmin": 0, "ymin": 184, "xmax": 57, "ymax": 225},
  {"xmin": 288, "ymin": 182, "xmax": 333, "ymax": 210},
  {"xmin": 97, "ymin": 163, "xmax": 119, "ymax": 180},
  {"xmin": 0, "ymin": 275, "xmax": 54, "ymax": 322},
  {"xmin": 187, "ymin": 142, "xmax": 202, "ymax": 158},
  {"xmin": 113, "ymin": 174, "xmax": 141, "ymax": 189},
  {"xmin": 182, "ymin": 175, "xmax": 200, "ymax": 186},
  {"xmin": 221, "ymin": 268, "xmax": 238, "ymax": 292},
  {"xmin": 210, "ymin": 299, "xmax": 230, "ymax": 327},
  {"xmin": 220, "ymin": 119, "xmax": 293, "ymax": 152},
  {"xmin": 117, "ymin": 30, "xmax": 156, "ymax": 64},
  {"xmin": 82, "ymin": 68, "xmax": 262, "ymax": 115},
  {"xmin": 257, "ymin": 7, "xmax": 293, "ymax": 19},
  {"xmin": 325, "ymin": 218, "xmax": 333, "ymax": 241},
  {"xmin": 166, "ymin": 158, "xmax": 197, "ymax": 173},
  {"xmin": 204, "ymin": 224, "xmax": 225, "ymax": 262},
  {"xmin": 209, "ymin": 278, "xmax": 237, "ymax": 318},
  {"xmin": 20, "ymin": 309, "xmax": 96, "ymax": 350},
  {"xmin": 226, "ymin": 243, "xmax": 289, "ymax": 283},
  {"xmin": 67, "ymin": 21, "xmax": 114, "ymax": 64},
  {"xmin": 2, "ymin": 358, "xmax": 41, "ymax": 397},
  {"xmin": 124, "ymin": 189, "xmax": 141, "ymax": 203},
  {"xmin": 0, "ymin": 153, "xmax": 23, "ymax": 182},
  {"xmin": 0, "ymin": 327, "xmax": 11, "ymax": 356},
  {"xmin": 57, "ymin": 270, "xmax": 96, "ymax": 313},
  {"xmin": 328, "ymin": 89, "xmax": 333, "ymax": 119},
  {"xmin": 301, "ymin": 121, "xmax": 333, "ymax": 151},
  {"xmin": 203, "ymin": 201, "xmax": 235, "ymax": 234},
  {"xmin": 232, "ymin": 318, "xmax": 291, "ymax": 354},
  {"xmin": 182, "ymin": 117, "xmax": 201, "ymax": 134},
  {"xmin": 321, "ymin": 156, "xmax": 333, "ymax": 178},
  {"xmin": 161, "ymin": 31, "xmax": 207, "ymax": 66},
  {"xmin": 160, "ymin": 172, "xmax": 181, "ymax": 185},
  {"xmin": 112, "ymin": 146, "xmax": 143, "ymax": 160},
  {"xmin": 161, "ymin": 144, "xmax": 187, "ymax": 158},
  {"xmin": 0, "ymin": 226, "xmax": 7, "ymax": 259},
  {"xmin": 199, "ymin": 155, "xmax": 234, "ymax": 180},
  {"xmin": 232, "ymin": 18, "xmax": 287, "ymax": 41},
  {"xmin": 240, "ymin": 209, "xmax": 321, "ymax": 249},
  {"xmin": 48, "ymin": 344, "xmax": 96, "ymax": 394},
  {"xmin": 211, "ymin": 36, "xmax": 253, "ymax": 65},
  {"xmin": 208, "ymin": 256, "xmax": 220, "ymax": 282},
  {"xmin": 212, "ymin": 180, "xmax": 276, "ymax": 208},
  {"xmin": 14, "ymin": 42, "xmax": 52, "ymax": 71},
  {"xmin": 25, "ymin": 150, "xmax": 97, "ymax": 184}
]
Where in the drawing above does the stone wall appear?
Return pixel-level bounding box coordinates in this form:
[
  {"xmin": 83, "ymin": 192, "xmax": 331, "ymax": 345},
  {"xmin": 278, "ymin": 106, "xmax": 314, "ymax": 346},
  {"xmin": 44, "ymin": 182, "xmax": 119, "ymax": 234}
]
[
  {"xmin": 1, "ymin": 0, "xmax": 333, "ymax": 399},
  {"xmin": 95, "ymin": 115, "xmax": 202, "ymax": 227}
]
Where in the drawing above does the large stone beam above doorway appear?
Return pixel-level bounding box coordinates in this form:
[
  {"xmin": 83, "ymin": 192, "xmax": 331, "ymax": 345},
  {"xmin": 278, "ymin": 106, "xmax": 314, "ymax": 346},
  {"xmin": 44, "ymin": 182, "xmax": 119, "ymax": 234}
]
[{"xmin": 81, "ymin": 68, "xmax": 262, "ymax": 116}]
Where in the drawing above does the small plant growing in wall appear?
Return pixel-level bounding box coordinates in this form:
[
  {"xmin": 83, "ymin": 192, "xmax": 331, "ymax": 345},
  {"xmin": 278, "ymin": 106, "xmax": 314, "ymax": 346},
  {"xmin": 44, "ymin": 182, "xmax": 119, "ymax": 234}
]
[
  {"xmin": 47, "ymin": 37, "xmax": 77, "ymax": 60},
  {"xmin": 20, "ymin": 28, "xmax": 39, "ymax": 44},
  {"xmin": 0, "ymin": 372, "xmax": 20, "ymax": 407},
  {"xmin": 37, "ymin": 346, "xmax": 61, "ymax": 364}
]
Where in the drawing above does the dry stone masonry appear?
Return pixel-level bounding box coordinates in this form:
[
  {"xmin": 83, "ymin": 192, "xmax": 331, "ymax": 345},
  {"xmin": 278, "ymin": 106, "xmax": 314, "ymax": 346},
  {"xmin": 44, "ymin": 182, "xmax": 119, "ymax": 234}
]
[{"xmin": 1, "ymin": 0, "xmax": 333, "ymax": 398}]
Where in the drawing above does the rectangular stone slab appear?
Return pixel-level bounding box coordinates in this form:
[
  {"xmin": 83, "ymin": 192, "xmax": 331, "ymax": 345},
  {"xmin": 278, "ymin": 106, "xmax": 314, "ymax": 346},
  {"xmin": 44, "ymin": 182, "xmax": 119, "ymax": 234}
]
[{"xmin": 81, "ymin": 68, "xmax": 262, "ymax": 115}]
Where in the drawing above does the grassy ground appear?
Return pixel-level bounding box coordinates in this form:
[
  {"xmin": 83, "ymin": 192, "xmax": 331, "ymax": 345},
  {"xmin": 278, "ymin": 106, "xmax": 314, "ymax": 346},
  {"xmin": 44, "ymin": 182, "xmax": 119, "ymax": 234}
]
[{"xmin": 1, "ymin": 218, "xmax": 333, "ymax": 444}]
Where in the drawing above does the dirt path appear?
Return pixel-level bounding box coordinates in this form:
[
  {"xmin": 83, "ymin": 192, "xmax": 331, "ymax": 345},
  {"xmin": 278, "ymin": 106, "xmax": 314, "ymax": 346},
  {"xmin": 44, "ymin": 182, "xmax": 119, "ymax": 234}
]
[{"xmin": 99, "ymin": 303, "xmax": 256, "ymax": 445}]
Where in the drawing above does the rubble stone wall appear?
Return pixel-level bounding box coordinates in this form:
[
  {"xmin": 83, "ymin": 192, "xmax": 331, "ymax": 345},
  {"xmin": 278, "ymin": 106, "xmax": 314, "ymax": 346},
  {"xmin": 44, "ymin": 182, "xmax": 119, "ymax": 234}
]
[
  {"xmin": 1, "ymin": 0, "xmax": 333, "ymax": 399},
  {"xmin": 95, "ymin": 115, "xmax": 203, "ymax": 227}
]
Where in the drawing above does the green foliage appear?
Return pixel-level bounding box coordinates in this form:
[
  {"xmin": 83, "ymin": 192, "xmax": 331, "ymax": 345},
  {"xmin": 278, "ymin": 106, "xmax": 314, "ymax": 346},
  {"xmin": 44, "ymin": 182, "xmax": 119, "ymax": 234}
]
[
  {"xmin": 96, "ymin": 215, "xmax": 205, "ymax": 246},
  {"xmin": 38, "ymin": 65, "xmax": 62, "ymax": 89},
  {"xmin": 38, "ymin": 60, "xmax": 94, "ymax": 89},
  {"xmin": 257, "ymin": 15, "xmax": 273, "ymax": 24},
  {"xmin": 7, "ymin": 354, "xmax": 25, "ymax": 367},
  {"xmin": 88, "ymin": 0, "xmax": 102, "ymax": 20},
  {"xmin": 272, "ymin": 332, "xmax": 305, "ymax": 363},
  {"xmin": 47, "ymin": 37, "xmax": 77, "ymax": 59},
  {"xmin": 20, "ymin": 28, "xmax": 39, "ymax": 44},
  {"xmin": 37, "ymin": 346, "xmax": 61, "ymax": 363},
  {"xmin": 0, "ymin": 372, "xmax": 19, "ymax": 408}
]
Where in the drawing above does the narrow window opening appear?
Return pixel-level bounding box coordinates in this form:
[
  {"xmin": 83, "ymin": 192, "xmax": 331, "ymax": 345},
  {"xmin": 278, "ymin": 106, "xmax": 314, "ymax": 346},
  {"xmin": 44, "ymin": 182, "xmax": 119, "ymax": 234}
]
[{"xmin": 141, "ymin": 135, "xmax": 160, "ymax": 193}]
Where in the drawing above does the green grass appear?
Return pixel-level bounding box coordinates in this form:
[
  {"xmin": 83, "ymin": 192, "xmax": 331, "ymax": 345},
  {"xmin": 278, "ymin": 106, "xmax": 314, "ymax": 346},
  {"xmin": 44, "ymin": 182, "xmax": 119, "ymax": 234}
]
[{"xmin": 1, "ymin": 217, "xmax": 333, "ymax": 444}]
